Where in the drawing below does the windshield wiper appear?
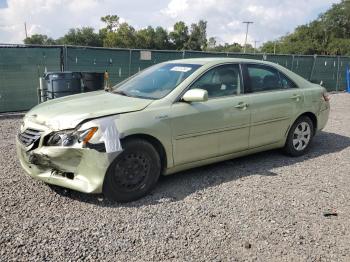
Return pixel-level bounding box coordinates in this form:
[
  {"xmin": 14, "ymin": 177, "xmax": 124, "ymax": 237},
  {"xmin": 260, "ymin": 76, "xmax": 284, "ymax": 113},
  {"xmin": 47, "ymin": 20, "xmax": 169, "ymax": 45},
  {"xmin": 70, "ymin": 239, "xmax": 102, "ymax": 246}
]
[{"xmin": 113, "ymin": 90, "xmax": 130, "ymax": 97}]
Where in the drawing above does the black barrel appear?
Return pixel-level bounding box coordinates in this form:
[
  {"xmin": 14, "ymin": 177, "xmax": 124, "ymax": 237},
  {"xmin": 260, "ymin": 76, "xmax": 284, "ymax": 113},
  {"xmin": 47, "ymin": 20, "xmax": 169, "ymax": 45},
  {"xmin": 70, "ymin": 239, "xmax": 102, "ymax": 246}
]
[
  {"xmin": 45, "ymin": 72, "xmax": 82, "ymax": 99},
  {"xmin": 81, "ymin": 72, "xmax": 104, "ymax": 92}
]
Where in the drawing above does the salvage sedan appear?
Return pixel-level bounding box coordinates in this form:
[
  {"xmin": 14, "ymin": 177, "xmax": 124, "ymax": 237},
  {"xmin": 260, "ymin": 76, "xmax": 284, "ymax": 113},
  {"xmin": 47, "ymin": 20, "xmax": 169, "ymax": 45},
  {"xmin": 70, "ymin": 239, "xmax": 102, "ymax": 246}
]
[{"xmin": 17, "ymin": 58, "xmax": 330, "ymax": 202}]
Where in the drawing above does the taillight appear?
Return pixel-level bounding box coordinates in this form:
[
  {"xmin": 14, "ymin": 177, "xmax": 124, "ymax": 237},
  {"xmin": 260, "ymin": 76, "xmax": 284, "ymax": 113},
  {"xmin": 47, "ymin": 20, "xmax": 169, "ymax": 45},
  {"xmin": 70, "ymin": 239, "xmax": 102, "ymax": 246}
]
[{"xmin": 322, "ymin": 92, "xmax": 330, "ymax": 102}]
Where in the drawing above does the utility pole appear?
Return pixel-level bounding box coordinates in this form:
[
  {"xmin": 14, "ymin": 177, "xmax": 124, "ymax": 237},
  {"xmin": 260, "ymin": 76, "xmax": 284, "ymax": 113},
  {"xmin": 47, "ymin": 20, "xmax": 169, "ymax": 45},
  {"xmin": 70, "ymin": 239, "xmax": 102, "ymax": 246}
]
[
  {"xmin": 273, "ymin": 41, "xmax": 277, "ymax": 54},
  {"xmin": 243, "ymin": 21, "xmax": 253, "ymax": 53},
  {"xmin": 254, "ymin": 40, "xmax": 259, "ymax": 54},
  {"xmin": 24, "ymin": 22, "xmax": 28, "ymax": 38}
]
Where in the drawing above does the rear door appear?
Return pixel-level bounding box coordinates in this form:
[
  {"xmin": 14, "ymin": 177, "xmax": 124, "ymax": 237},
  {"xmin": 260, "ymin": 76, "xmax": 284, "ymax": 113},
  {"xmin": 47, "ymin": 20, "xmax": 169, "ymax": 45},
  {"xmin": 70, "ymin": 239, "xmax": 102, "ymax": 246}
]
[{"xmin": 242, "ymin": 63, "xmax": 303, "ymax": 148}]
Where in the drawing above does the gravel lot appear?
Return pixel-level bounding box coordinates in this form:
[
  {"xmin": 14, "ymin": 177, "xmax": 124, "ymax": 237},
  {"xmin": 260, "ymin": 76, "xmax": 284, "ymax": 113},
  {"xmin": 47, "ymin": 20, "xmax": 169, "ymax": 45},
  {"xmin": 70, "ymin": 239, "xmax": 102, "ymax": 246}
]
[{"xmin": 1, "ymin": 93, "xmax": 350, "ymax": 261}]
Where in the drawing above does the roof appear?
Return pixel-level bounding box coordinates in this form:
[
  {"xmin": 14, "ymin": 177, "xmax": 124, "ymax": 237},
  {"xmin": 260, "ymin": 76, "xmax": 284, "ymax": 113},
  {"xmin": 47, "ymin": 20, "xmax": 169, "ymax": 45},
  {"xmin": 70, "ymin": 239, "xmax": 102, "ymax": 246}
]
[{"xmin": 167, "ymin": 57, "xmax": 269, "ymax": 65}]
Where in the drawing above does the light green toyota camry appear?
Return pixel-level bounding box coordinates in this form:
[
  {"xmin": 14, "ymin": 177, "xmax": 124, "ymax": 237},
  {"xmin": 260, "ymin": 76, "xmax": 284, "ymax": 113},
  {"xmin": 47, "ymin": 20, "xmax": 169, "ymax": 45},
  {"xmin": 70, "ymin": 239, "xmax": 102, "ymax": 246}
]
[{"xmin": 17, "ymin": 58, "xmax": 330, "ymax": 202}]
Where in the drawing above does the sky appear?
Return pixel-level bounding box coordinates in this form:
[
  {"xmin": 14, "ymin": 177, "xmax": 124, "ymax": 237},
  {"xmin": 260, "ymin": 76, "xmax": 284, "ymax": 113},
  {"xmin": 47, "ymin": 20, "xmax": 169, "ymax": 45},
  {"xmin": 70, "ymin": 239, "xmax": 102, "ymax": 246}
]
[{"xmin": 0, "ymin": 0, "xmax": 341, "ymax": 46}]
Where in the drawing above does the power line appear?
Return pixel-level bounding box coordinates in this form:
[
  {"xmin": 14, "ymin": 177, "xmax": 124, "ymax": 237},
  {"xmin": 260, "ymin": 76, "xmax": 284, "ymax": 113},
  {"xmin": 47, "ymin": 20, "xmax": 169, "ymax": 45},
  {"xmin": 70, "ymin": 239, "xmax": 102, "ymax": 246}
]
[
  {"xmin": 254, "ymin": 40, "xmax": 259, "ymax": 53},
  {"xmin": 24, "ymin": 22, "xmax": 28, "ymax": 38},
  {"xmin": 242, "ymin": 21, "xmax": 253, "ymax": 53}
]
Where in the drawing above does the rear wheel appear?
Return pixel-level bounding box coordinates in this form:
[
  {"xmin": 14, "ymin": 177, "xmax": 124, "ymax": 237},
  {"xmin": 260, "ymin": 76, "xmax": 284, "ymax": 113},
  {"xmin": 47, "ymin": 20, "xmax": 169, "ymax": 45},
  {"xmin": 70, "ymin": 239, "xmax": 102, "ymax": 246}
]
[
  {"xmin": 103, "ymin": 139, "xmax": 161, "ymax": 202},
  {"xmin": 284, "ymin": 116, "xmax": 314, "ymax": 157}
]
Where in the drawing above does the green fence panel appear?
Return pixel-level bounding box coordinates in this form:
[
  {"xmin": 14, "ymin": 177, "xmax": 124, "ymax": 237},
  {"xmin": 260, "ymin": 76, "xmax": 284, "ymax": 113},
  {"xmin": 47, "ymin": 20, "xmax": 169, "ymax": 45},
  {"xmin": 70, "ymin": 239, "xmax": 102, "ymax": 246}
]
[
  {"xmin": 227, "ymin": 53, "xmax": 264, "ymax": 60},
  {"xmin": 65, "ymin": 47, "xmax": 130, "ymax": 86},
  {"xmin": 0, "ymin": 47, "xmax": 61, "ymax": 112},
  {"xmin": 130, "ymin": 50, "xmax": 183, "ymax": 76},
  {"xmin": 184, "ymin": 51, "xmax": 228, "ymax": 58},
  {"xmin": 289, "ymin": 55, "xmax": 314, "ymax": 80},
  {"xmin": 1, "ymin": 45, "xmax": 350, "ymax": 113},
  {"xmin": 310, "ymin": 56, "xmax": 339, "ymax": 91},
  {"xmin": 263, "ymin": 54, "xmax": 294, "ymax": 70},
  {"xmin": 337, "ymin": 57, "xmax": 350, "ymax": 91}
]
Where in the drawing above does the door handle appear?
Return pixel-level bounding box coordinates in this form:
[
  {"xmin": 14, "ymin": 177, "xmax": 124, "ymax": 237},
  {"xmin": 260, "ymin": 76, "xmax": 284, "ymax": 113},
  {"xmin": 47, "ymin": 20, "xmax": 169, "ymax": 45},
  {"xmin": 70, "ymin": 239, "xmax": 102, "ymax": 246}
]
[
  {"xmin": 234, "ymin": 102, "xmax": 248, "ymax": 109},
  {"xmin": 290, "ymin": 94, "xmax": 301, "ymax": 100}
]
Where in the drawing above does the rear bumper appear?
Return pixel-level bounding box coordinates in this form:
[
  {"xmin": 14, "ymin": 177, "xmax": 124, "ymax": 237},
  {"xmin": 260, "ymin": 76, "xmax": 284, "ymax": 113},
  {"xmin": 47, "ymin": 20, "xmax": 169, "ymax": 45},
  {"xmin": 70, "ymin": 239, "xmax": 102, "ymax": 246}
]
[
  {"xmin": 317, "ymin": 102, "xmax": 330, "ymax": 131},
  {"xmin": 16, "ymin": 138, "xmax": 119, "ymax": 193}
]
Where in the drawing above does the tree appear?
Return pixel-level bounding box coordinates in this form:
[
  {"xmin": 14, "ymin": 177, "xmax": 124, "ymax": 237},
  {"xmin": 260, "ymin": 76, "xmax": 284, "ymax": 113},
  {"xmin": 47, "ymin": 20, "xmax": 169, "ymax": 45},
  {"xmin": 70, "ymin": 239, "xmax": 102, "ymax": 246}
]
[
  {"xmin": 154, "ymin": 27, "xmax": 170, "ymax": 50},
  {"xmin": 103, "ymin": 22, "xmax": 136, "ymax": 48},
  {"xmin": 101, "ymin": 15, "xmax": 120, "ymax": 32},
  {"xmin": 207, "ymin": 37, "xmax": 217, "ymax": 49},
  {"xmin": 57, "ymin": 27, "xmax": 103, "ymax": 47},
  {"xmin": 208, "ymin": 42, "xmax": 243, "ymax": 53},
  {"xmin": 327, "ymin": 38, "xmax": 350, "ymax": 55},
  {"xmin": 135, "ymin": 26, "xmax": 156, "ymax": 49},
  {"xmin": 24, "ymin": 34, "xmax": 56, "ymax": 45},
  {"xmin": 261, "ymin": 0, "xmax": 350, "ymax": 55},
  {"xmin": 187, "ymin": 20, "xmax": 207, "ymax": 50},
  {"xmin": 169, "ymin": 21, "xmax": 189, "ymax": 50}
]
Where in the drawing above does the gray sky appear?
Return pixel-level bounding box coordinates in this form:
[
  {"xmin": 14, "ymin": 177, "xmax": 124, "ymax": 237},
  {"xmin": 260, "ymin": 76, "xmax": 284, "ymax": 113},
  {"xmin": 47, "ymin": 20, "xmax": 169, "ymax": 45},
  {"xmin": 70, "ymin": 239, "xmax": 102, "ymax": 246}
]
[{"xmin": 0, "ymin": 0, "xmax": 340, "ymax": 46}]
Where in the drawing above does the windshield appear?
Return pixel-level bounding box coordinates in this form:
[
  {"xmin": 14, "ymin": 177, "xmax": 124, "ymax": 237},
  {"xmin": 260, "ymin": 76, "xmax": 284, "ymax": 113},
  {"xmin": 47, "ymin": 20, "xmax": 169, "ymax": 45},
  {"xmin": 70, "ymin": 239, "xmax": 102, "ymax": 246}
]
[{"xmin": 112, "ymin": 63, "xmax": 201, "ymax": 99}]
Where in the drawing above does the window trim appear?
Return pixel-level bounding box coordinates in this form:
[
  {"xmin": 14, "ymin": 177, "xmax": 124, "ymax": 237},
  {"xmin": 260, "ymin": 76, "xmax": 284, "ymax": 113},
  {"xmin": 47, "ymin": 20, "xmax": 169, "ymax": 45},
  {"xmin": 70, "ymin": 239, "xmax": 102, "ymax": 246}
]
[
  {"xmin": 241, "ymin": 63, "xmax": 299, "ymax": 94},
  {"xmin": 174, "ymin": 62, "xmax": 245, "ymax": 103}
]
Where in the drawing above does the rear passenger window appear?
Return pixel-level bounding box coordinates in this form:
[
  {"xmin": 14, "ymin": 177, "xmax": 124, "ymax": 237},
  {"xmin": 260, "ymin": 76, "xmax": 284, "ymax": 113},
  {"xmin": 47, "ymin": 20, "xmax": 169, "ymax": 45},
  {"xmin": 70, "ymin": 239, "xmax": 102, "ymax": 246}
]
[
  {"xmin": 279, "ymin": 73, "xmax": 298, "ymax": 89},
  {"xmin": 246, "ymin": 65, "xmax": 282, "ymax": 92}
]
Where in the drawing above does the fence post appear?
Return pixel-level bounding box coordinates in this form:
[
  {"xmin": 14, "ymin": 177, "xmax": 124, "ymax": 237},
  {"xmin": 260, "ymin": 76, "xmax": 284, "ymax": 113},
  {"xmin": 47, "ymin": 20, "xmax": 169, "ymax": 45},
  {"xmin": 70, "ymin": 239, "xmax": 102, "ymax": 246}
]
[
  {"xmin": 336, "ymin": 56, "xmax": 340, "ymax": 92},
  {"xmin": 291, "ymin": 55, "xmax": 295, "ymax": 71},
  {"xmin": 64, "ymin": 45, "xmax": 68, "ymax": 71},
  {"xmin": 347, "ymin": 65, "xmax": 350, "ymax": 93},
  {"xmin": 60, "ymin": 46, "xmax": 64, "ymax": 72},
  {"xmin": 128, "ymin": 49, "xmax": 132, "ymax": 77},
  {"xmin": 309, "ymin": 54, "xmax": 317, "ymax": 81}
]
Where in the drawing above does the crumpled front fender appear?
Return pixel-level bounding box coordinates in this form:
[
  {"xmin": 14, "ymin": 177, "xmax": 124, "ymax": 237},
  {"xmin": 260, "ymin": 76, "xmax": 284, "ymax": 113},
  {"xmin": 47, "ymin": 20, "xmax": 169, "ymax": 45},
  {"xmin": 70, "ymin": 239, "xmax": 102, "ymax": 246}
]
[{"xmin": 17, "ymin": 139, "xmax": 121, "ymax": 194}]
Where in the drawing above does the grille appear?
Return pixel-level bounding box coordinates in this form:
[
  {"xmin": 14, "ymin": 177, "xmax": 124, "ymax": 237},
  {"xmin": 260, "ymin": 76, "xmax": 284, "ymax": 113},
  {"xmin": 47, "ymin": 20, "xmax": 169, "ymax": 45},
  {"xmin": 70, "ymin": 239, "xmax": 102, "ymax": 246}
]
[{"xmin": 18, "ymin": 128, "xmax": 41, "ymax": 147}]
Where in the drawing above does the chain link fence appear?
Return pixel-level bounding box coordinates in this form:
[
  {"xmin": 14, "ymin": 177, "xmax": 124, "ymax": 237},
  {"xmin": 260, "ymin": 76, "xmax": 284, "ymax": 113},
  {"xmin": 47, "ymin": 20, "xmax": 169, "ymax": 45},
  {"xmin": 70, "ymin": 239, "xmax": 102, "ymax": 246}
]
[{"xmin": 1, "ymin": 45, "xmax": 350, "ymax": 112}]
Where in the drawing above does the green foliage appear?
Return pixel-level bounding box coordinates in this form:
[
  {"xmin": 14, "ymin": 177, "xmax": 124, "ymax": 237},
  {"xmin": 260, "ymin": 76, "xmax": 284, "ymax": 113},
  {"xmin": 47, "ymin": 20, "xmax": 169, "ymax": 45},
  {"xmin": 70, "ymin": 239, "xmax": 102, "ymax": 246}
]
[
  {"xmin": 207, "ymin": 42, "xmax": 243, "ymax": 53},
  {"xmin": 24, "ymin": 34, "xmax": 56, "ymax": 45},
  {"xmin": 135, "ymin": 26, "xmax": 156, "ymax": 49},
  {"xmin": 154, "ymin": 27, "xmax": 171, "ymax": 50},
  {"xmin": 57, "ymin": 27, "xmax": 103, "ymax": 47},
  {"xmin": 22, "ymin": 1, "xmax": 350, "ymax": 55},
  {"xmin": 101, "ymin": 15, "xmax": 120, "ymax": 32},
  {"xmin": 261, "ymin": 0, "xmax": 350, "ymax": 55},
  {"xmin": 103, "ymin": 22, "xmax": 136, "ymax": 48},
  {"xmin": 169, "ymin": 21, "xmax": 189, "ymax": 50},
  {"xmin": 186, "ymin": 20, "xmax": 207, "ymax": 50}
]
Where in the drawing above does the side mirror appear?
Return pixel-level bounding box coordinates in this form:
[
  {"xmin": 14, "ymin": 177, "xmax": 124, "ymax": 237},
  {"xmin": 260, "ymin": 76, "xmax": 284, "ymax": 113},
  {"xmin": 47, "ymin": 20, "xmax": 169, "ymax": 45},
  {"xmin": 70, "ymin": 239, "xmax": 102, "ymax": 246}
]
[{"xmin": 182, "ymin": 89, "xmax": 208, "ymax": 103}]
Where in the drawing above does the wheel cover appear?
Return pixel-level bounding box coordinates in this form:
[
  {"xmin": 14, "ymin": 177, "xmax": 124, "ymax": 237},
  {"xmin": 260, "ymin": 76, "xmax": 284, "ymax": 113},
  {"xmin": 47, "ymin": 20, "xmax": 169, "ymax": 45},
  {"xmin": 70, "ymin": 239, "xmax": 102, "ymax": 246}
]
[
  {"xmin": 292, "ymin": 121, "xmax": 311, "ymax": 151},
  {"xmin": 112, "ymin": 152, "xmax": 151, "ymax": 191}
]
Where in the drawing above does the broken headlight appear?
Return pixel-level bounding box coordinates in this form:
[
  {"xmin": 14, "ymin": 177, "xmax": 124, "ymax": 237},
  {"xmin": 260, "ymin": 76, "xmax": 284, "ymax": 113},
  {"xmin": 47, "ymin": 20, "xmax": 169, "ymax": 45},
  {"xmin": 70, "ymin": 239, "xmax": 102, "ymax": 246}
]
[{"xmin": 46, "ymin": 127, "xmax": 98, "ymax": 147}]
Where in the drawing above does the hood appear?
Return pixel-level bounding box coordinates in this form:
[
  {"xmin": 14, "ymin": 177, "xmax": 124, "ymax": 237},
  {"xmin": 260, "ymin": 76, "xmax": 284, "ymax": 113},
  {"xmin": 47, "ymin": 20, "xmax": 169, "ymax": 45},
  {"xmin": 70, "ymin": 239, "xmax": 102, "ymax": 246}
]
[{"xmin": 25, "ymin": 91, "xmax": 153, "ymax": 130}]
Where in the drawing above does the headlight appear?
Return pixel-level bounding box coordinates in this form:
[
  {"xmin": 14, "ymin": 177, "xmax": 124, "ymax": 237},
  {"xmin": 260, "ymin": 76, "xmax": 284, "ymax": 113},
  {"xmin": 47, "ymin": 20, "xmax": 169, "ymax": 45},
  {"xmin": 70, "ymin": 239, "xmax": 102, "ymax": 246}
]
[{"xmin": 46, "ymin": 127, "xmax": 98, "ymax": 147}]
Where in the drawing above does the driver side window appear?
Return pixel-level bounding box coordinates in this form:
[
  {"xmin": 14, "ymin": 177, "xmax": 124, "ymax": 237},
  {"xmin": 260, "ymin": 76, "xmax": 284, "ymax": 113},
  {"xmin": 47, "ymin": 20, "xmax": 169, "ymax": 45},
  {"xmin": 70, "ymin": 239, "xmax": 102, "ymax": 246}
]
[{"xmin": 190, "ymin": 64, "xmax": 241, "ymax": 98}]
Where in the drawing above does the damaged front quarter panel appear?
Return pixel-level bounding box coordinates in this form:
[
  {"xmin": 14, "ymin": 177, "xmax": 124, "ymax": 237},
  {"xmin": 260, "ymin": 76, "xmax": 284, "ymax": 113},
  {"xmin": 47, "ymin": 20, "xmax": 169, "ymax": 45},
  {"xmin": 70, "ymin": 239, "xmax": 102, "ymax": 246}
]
[{"xmin": 17, "ymin": 115, "xmax": 124, "ymax": 194}]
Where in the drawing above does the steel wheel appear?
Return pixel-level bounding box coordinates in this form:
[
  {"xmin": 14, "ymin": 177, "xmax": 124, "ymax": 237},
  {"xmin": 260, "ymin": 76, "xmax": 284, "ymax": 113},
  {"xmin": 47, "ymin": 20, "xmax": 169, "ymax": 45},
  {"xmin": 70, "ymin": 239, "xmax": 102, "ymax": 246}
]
[
  {"xmin": 112, "ymin": 152, "xmax": 151, "ymax": 192},
  {"xmin": 103, "ymin": 139, "xmax": 161, "ymax": 202},
  {"xmin": 292, "ymin": 121, "xmax": 311, "ymax": 151}
]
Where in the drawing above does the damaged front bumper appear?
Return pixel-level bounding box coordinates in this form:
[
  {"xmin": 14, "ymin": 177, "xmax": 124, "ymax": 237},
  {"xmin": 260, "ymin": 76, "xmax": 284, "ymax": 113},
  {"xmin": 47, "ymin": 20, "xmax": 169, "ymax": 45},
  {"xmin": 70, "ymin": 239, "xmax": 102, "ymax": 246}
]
[{"xmin": 16, "ymin": 117, "xmax": 122, "ymax": 194}]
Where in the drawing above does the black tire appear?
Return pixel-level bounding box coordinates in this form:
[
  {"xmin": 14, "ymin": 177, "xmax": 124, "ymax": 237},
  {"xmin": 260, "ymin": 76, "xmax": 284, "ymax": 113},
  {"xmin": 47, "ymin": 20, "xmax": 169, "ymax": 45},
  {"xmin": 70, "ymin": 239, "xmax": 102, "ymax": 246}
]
[
  {"xmin": 103, "ymin": 139, "xmax": 161, "ymax": 202},
  {"xmin": 283, "ymin": 116, "xmax": 314, "ymax": 157}
]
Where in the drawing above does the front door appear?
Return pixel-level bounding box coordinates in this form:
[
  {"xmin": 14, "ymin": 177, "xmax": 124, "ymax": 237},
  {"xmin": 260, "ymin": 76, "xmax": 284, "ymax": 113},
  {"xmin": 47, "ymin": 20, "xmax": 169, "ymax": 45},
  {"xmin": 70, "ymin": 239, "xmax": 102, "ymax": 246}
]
[{"xmin": 170, "ymin": 64, "xmax": 250, "ymax": 166}]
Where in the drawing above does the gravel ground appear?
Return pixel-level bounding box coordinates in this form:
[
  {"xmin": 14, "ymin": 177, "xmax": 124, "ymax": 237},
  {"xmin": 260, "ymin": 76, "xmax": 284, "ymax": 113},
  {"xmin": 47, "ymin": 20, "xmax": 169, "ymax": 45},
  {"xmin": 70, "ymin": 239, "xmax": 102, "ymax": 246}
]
[{"xmin": 1, "ymin": 93, "xmax": 350, "ymax": 261}]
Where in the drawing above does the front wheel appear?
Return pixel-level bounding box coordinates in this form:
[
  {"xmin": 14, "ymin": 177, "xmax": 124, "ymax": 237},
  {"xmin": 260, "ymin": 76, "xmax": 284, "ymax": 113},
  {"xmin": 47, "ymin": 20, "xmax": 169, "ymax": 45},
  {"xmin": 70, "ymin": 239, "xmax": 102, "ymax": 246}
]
[
  {"xmin": 283, "ymin": 116, "xmax": 314, "ymax": 157},
  {"xmin": 103, "ymin": 139, "xmax": 161, "ymax": 202}
]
